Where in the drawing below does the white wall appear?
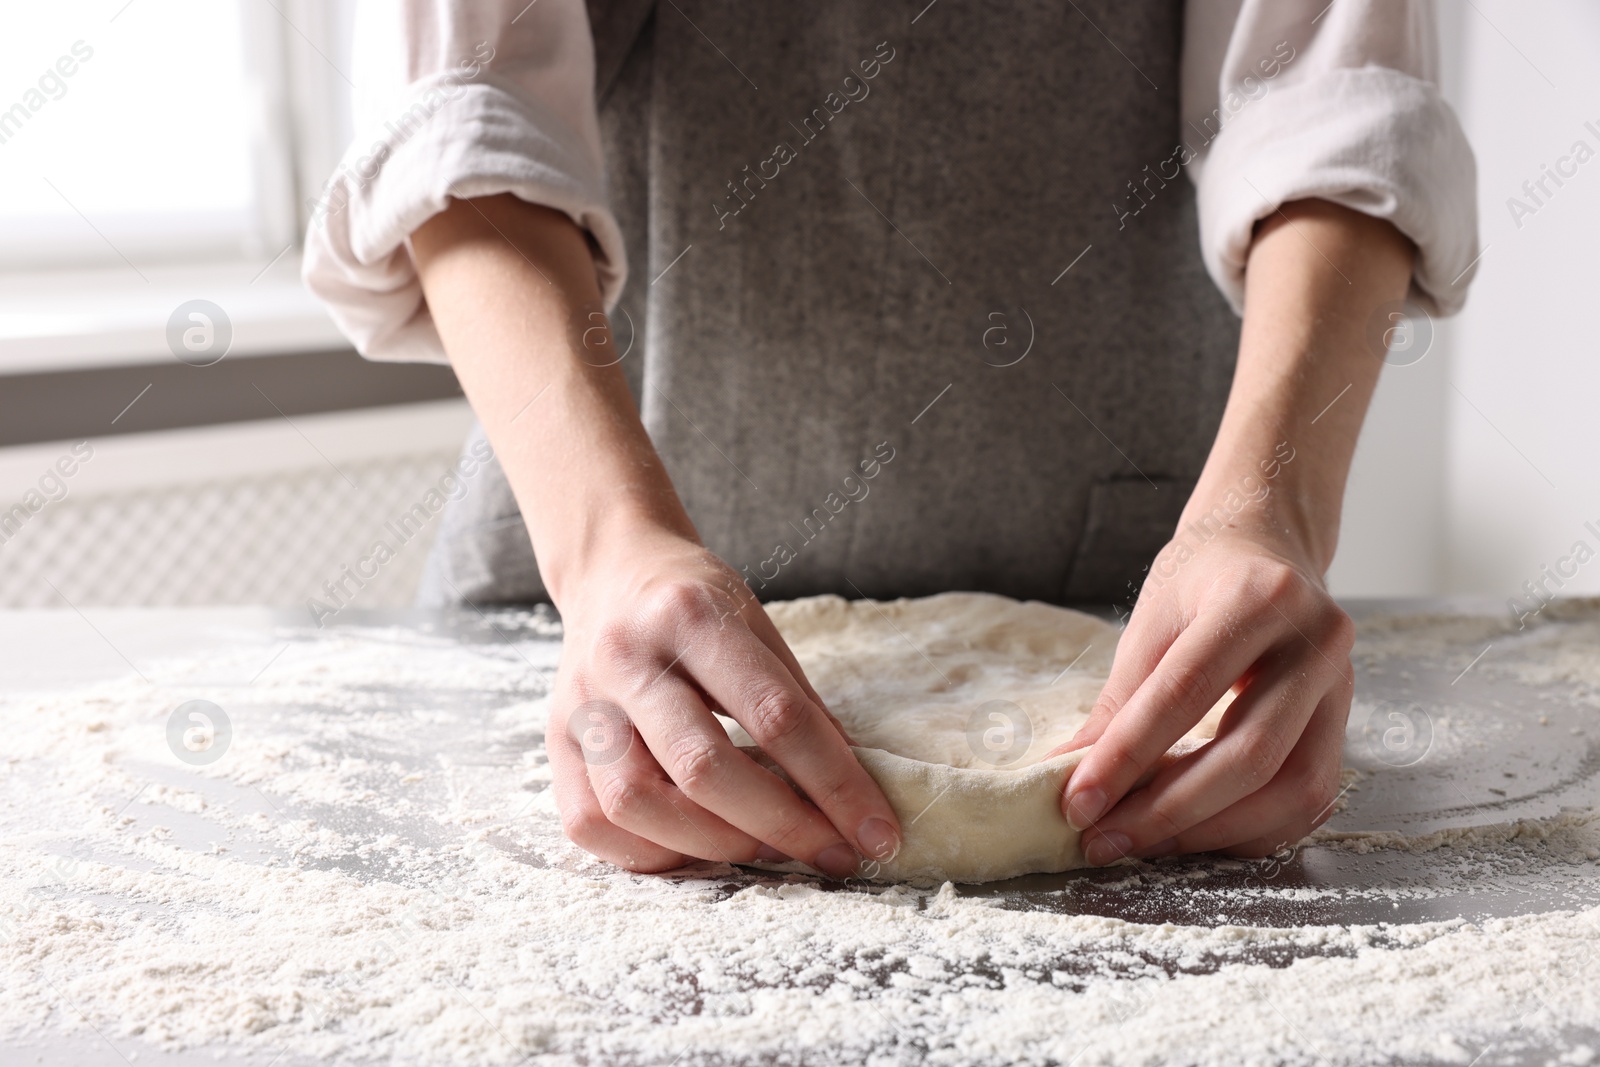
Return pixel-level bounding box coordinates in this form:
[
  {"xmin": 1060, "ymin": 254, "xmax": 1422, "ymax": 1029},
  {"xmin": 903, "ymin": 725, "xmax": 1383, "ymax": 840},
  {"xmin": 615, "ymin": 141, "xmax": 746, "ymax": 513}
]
[{"xmin": 1329, "ymin": 0, "xmax": 1600, "ymax": 601}]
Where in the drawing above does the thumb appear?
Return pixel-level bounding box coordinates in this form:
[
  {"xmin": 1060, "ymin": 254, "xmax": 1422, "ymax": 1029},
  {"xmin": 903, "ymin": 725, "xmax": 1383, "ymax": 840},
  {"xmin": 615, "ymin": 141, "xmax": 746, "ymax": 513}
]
[{"xmin": 1054, "ymin": 603, "xmax": 1178, "ymax": 808}]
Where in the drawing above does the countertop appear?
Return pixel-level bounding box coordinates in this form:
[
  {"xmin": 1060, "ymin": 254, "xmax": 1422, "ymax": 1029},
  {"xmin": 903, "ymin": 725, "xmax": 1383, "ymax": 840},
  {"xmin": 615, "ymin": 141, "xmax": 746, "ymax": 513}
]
[{"xmin": 3, "ymin": 599, "xmax": 1598, "ymax": 1066}]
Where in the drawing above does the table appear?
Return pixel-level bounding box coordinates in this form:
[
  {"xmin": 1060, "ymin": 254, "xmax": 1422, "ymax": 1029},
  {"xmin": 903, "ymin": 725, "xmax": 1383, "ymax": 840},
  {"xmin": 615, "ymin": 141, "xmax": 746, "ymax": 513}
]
[{"xmin": 3, "ymin": 600, "xmax": 1598, "ymax": 1066}]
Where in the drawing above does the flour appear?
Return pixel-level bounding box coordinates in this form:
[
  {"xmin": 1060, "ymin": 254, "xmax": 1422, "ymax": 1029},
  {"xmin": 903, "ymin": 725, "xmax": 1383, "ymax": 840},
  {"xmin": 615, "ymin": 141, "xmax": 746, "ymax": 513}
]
[
  {"xmin": 1355, "ymin": 599, "xmax": 1600, "ymax": 706},
  {"xmin": 2, "ymin": 606, "xmax": 1599, "ymax": 1065}
]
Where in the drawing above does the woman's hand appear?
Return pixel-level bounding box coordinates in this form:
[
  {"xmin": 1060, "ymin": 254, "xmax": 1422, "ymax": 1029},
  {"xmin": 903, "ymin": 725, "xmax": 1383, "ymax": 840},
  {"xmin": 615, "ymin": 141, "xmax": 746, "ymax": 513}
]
[
  {"xmin": 411, "ymin": 195, "xmax": 899, "ymax": 878},
  {"xmin": 1057, "ymin": 513, "xmax": 1354, "ymax": 864},
  {"xmin": 1053, "ymin": 197, "xmax": 1416, "ymax": 864},
  {"xmin": 546, "ymin": 526, "xmax": 902, "ymax": 877}
]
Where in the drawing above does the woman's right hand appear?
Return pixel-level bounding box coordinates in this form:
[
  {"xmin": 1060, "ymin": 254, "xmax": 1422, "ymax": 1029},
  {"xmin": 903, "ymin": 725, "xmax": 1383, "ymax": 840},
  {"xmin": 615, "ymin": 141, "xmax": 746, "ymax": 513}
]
[
  {"xmin": 409, "ymin": 194, "xmax": 897, "ymax": 877},
  {"xmin": 545, "ymin": 525, "xmax": 902, "ymax": 877}
]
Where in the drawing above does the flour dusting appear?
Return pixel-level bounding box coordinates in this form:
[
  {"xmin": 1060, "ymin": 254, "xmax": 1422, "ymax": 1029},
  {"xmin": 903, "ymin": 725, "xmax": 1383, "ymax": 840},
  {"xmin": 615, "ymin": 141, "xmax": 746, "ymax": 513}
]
[{"xmin": 2, "ymin": 606, "xmax": 1599, "ymax": 1066}]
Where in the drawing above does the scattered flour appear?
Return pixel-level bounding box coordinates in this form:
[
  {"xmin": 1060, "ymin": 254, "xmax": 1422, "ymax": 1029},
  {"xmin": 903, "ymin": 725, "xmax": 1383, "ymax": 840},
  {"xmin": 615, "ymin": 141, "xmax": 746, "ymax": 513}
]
[{"xmin": 1, "ymin": 608, "xmax": 1598, "ymax": 1065}]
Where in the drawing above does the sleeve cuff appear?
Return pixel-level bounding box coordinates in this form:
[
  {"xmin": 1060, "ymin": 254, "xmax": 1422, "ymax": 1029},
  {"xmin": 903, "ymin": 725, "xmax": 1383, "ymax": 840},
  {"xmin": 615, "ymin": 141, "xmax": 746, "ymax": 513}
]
[
  {"xmin": 302, "ymin": 74, "xmax": 628, "ymax": 364},
  {"xmin": 1195, "ymin": 66, "xmax": 1478, "ymax": 317}
]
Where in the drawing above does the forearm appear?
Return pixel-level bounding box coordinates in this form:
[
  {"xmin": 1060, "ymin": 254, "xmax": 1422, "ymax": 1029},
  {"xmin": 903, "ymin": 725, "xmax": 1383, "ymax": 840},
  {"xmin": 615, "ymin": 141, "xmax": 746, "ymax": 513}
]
[
  {"xmin": 1183, "ymin": 199, "xmax": 1416, "ymax": 574},
  {"xmin": 411, "ymin": 194, "xmax": 697, "ymax": 608},
  {"xmin": 414, "ymin": 197, "xmax": 898, "ymax": 874},
  {"xmin": 1067, "ymin": 205, "xmax": 1411, "ymax": 859}
]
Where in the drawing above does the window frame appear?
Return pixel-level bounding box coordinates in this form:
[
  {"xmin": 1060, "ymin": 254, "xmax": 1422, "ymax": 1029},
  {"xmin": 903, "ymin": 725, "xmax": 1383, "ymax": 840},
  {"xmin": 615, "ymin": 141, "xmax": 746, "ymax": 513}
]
[{"xmin": 0, "ymin": 0, "xmax": 360, "ymax": 371}]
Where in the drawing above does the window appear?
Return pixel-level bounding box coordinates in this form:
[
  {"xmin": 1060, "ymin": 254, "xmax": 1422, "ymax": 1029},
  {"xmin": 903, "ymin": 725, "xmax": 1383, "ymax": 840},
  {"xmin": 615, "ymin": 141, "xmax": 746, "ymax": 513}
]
[
  {"xmin": 0, "ymin": 0, "xmax": 361, "ymax": 368},
  {"xmin": 0, "ymin": 0, "xmax": 355, "ymax": 273}
]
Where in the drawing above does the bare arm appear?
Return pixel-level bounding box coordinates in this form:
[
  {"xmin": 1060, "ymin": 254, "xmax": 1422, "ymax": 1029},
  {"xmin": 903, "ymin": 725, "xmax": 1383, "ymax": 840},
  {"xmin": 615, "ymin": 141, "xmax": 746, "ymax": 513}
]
[
  {"xmin": 412, "ymin": 198, "xmax": 693, "ymax": 603},
  {"xmin": 412, "ymin": 194, "xmax": 901, "ymax": 876},
  {"xmin": 1059, "ymin": 198, "xmax": 1415, "ymax": 861}
]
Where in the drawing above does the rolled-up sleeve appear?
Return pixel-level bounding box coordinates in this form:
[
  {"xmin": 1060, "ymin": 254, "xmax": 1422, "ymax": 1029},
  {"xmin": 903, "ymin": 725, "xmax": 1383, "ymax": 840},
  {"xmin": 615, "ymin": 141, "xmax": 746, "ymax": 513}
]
[
  {"xmin": 302, "ymin": 0, "xmax": 624, "ymax": 364},
  {"xmin": 1183, "ymin": 0, "xmax": 1478, "ymax": 316}
]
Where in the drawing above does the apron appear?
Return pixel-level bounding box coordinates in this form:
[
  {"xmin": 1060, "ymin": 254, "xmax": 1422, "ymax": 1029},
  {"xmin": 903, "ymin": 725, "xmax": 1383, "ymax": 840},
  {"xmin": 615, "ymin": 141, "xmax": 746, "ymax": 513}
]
[{"xmin": 417, "ymin": 0, "xmax": 1239, "ymax": 609}]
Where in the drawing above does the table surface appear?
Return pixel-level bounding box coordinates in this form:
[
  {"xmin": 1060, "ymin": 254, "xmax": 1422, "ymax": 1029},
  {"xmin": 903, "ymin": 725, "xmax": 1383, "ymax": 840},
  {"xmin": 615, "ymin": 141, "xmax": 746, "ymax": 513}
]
[{"xmin": 3, "ymin": 599, "xmax": 1598, "ymax": 1066}]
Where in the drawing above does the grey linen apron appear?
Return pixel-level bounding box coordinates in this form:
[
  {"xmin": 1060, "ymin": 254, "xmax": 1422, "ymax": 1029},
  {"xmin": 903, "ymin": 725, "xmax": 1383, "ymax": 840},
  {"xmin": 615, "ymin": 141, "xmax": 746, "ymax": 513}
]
[{"xmin": 417, "ymin": 0, "xmax": 1239, "ymax": 609}]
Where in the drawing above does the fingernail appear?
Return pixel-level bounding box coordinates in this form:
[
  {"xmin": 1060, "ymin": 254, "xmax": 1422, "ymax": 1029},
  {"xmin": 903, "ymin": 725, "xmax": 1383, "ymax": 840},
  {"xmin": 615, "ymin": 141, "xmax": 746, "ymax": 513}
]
[
  {"xmin": 814, "ymin": 843, "xmax": 861, "ymax": 879},
  {"xmin": 755, "ymin": 844, "xmax": 790, "ymax": 863},
  {"xmin": 1065, "ymin": 787, "xmax": 1108, "ymax": 831},
  {"xmin": 1137, "ymin": 837, "xmax": 1177, "ymax": 859},
  {"xmin": 1084, "ymin": 831, "xmax": 1132, "ymax": 867},
  {"xmin": 856, "ymin": 817, "xmax": 901, "ymax": 861}
]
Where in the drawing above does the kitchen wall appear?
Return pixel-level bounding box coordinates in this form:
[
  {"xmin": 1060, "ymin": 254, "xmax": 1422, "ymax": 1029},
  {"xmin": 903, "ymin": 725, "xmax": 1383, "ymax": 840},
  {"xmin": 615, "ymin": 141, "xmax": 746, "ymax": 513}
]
[{"xmin": 1328, "ymin": 0, "xmax": 1600, "ymax": 607}]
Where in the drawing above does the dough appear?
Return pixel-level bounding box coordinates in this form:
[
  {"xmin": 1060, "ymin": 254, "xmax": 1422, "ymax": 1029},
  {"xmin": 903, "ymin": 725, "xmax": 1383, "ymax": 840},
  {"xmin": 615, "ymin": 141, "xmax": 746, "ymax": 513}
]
[{"xmin": 733, "ymin": 592, "xmax": 1223, "ymax": 884}]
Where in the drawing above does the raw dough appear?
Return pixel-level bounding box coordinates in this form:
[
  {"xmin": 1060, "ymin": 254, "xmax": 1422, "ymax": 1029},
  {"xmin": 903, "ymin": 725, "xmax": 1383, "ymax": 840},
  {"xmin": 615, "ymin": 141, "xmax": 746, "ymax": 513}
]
[{"xmin": 735, "ymin": 592, "xmax": 1223, "ymax": 884}]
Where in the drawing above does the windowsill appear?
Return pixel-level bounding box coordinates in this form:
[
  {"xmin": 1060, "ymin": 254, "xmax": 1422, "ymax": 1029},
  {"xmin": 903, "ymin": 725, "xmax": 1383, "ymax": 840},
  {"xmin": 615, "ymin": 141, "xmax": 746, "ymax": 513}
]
[{"xmin": 0, "ymin": 251, "xmax": 350, "ymax": 375}]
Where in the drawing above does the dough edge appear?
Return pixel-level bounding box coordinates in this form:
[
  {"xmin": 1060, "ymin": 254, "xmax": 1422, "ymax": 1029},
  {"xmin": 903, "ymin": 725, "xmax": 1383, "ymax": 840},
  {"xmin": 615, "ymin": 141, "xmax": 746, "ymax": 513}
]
[
  {"xmin": 739, "ymin": 592, "xmax": 1220, "ymax": 885},
  {"xmin": 750, "ymin": 735, "xmax": 1214, "ymax": 885},
  {"xmin": 850, "ymin": 745, "xmax": 1093, "ymax": 884}
]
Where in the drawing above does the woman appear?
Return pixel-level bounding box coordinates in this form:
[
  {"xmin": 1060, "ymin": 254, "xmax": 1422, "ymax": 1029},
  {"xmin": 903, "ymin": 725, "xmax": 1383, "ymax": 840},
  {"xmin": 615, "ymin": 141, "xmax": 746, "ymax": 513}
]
[{"xmin": 306, "ymin": 0, "xmax": 1476, "ymax": 878}]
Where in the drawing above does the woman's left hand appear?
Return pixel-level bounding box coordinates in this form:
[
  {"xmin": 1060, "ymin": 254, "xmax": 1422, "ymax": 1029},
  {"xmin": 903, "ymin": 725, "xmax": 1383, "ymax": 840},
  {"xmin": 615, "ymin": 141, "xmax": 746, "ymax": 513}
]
[
  {"xmin": 1052, "ymin": 514, "xmax": 1355, "ymax": 864},
  {"xmin": 1050, "ymin": 198, "xmax": 1417, "ymax": 866}
]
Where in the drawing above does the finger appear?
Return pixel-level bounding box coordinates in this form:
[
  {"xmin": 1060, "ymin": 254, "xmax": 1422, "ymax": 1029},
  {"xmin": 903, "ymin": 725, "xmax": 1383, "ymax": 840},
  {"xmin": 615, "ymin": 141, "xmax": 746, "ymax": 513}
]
[
  {"xmin": 548, "ymin": 706, "xmax": 686, "ymax": 873},
  {"xmin": 735, "ymin": 597, "xmax": 860, "ymax": 745},
  {"xmin": 579, "ymin": 702, "xmax": 767, "ymax": 863},
  {"xmin": 625, "ymin": 673, "xmax": 865, "ymax": 878},
  {"xmin": 1053, "ymin": 598, "xmax": 1179, "ymax": 757},
  {"xmin": 1054, "ymin": 697, "xmax": 1115, "ymax": 756},
  {"xmin": 734, "ymin": 596, "xmax": 826, "ymax": 705},
  {"xmin": 1128, "ymin": 688, "xmax": 1351, "ymax": 861},
  {"xmin": 1056, "ymin": 595, "xmax": 1273, "ymax": 759},
  {"xmin": 1078, "ymin": 653, "xmax": 1327, "ymax": 860},
  {"xmin": 678, "ymin": 617, "xmax": 902, "ymax": 863},
  {"xmin": 1064, "ymin": 604, "xmax": 1284, "ymax": 831}
]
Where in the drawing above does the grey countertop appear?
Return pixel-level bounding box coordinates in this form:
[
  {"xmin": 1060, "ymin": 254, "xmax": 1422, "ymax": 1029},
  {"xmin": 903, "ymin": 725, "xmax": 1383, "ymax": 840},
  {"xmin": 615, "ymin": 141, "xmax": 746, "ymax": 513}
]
[{"xmin": 3, "ymin": 599, "xmax": 1598, "ymax": 1065}]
